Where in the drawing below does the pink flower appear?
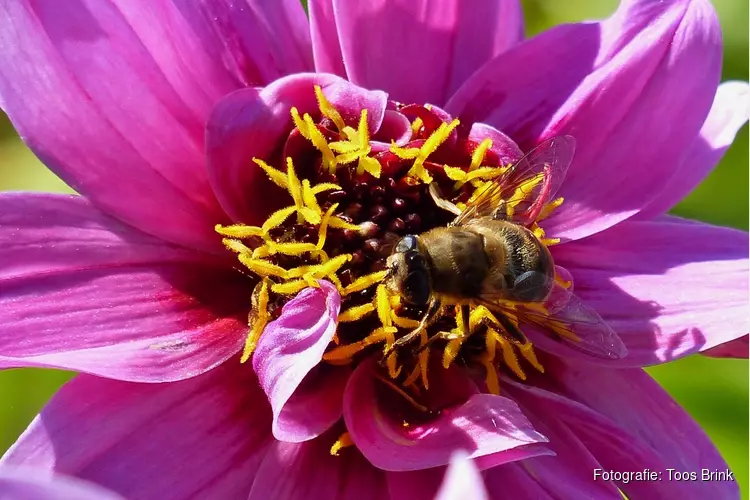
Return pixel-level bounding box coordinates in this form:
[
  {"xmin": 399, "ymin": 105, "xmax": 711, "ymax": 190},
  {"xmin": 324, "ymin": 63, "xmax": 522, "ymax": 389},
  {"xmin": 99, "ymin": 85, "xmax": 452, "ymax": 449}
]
[{"xmin": 0, "ymin": 0, "xmax": 746, "ymax": 499}]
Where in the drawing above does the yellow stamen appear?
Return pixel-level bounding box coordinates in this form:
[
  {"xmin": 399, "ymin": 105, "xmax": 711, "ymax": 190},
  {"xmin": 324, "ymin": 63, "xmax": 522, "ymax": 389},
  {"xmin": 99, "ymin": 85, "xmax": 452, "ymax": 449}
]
[
  {"xmin": 496, "ymin": 333, "xmax": 526, "ymax": 380},
  {"xmin": 390, "ymin": 312, "xmax": 420, "ymax": 329},
  {"xmin": 469, "ymin": 138, "xmax": 493, "ymax": 171},
  {"xmin": 376, "ymin": 284, "xmax": 392, "ymax": 327},
  {"xmin": 323, "ymin": 326, "xmax": 396, "ymax": 362},
  {"xmin": 342, "ymin": 270, "xmax": 388, "ymax": 296},
  {"xmin": 261, "ymin": 206, "xmax": 297, "ymax": 234},
  {"xmin": 314, "ymin": 85, "xmax": 346, "ymax": 132},
  {"xmin": 215, "ymin": 224, "xmax": 264, "ymax": 239},
  {"xmin": 252, "ymin": 158, "xmax": 288, "ymax": 189},
  {"xmin": 241, "ymin": 278, "xmax": 270, "ymax": 363},
  {"xmin": 271, "ymin": 279, "xmax": 309, "ymax": 295},
  {"xmin": 518, "ymin": 342, "xmax": 545, "ymax": 373},
  {"xmin": 330, "ymin": 431, "xmax": 354, "ymax": 456},
  {"xmin": 302, "ymin": 113, "xmax": 337, "ymax": 174},
  {"xmin": 339, "ymin": 303, "xmax": 376, "ymax": 322},
  {"xmin": 311, "ymin": 182, "xmax": 342, "ymax": 194},
  {"xmin": 238, "ymin": 255, "xmax": 289, "ymax": 279},
  {"xmin": 222, "ymin": 238, "xmax": 252, "ymax": 255},
  {"xmin": 328, "ymin": 216, "xmax": 361, "ymax": 231},
  {"xmin": 538, "ymin": 196, "xmax": 564, "ymax": 221}
]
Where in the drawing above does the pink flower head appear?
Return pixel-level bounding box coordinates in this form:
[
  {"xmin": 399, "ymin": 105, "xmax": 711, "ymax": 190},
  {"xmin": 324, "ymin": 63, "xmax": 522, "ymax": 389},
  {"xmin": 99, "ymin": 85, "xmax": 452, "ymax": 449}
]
[{"xmin": 0, "ymin": 0, "xmax": 747, "ymax": 499}]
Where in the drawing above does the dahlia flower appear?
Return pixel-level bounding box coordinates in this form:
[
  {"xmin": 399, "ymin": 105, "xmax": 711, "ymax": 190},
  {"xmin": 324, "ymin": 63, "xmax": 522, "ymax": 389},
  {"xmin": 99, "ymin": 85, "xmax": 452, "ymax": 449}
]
[{"xmin": 0, "ymin": 0, "xmax": 746, "ymax": 499}]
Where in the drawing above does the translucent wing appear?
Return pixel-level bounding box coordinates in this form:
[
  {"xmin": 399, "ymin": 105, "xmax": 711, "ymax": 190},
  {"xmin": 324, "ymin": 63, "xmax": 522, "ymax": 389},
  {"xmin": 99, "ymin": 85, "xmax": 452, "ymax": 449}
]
[
  {"xmin": 476, "ymin": 280, "xmax": 627, "ymax": 360},
  {"xmin": 452, "ymin": 136, "xmax": 576, "ymax": 227}
]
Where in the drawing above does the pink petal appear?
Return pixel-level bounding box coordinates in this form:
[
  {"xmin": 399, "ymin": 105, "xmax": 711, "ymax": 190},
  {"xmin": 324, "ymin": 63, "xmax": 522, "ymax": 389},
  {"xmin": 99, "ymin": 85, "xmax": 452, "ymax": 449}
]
[
  {"xmin": 0, "ymin": 193, "xmax": 247, "ymax": 382},
  {"xmin": 386, "ymin": 468, "xmax": 445, "ymax": 500},
  {"xmin": 206, "ymin": 73, "xmax": 387, "ymax": 222},
  {"xmin": 533, "ymin": 358, "xmax": 739, "ymax": 500},
  {"xmin": 253, "ymin": 281, "xmax": 344, "ymax": 443},
  {"xmin": 0, "ymin": 1, "xmax": 311, "ymax": 251},
  {"xmin": 448, "ymin": 0, "xmax": 722, "ymax": 241},
  {"xmin": 343, "ymin": 358, "xmax": 551, "ymax": 471},
  {"xmin": 639, "ymin": 81, "xmax": 750, "ymax": 218},
  {"xmin": 551, "ymin": 216, "xmax": 748, "ymax": 366},
  {"xmin": 435, "ymin": 453, "xmax": 488, "ymax": 500},
  {"xmin": 248, "ymin": 436, "xmax": 387, "ymax": 500},
  {"xmin": 309, "ymin": 0, "xmax": 347, "ymax": 77},
  {"xmin": 483, "ymin": 464, "xmax": 555, "ymax": 499},
  {"xmin": 1, "ymin": 363, "xmax": 273, "ymax": 499},
  {"xmin": 0, "ymin": 468, "xmax": 124, "ymax": 500},
  {"xmin": 703, "ymin": 335, "xmax": 749, "ymax": 359},
  {"xmin": 502, "ymin": 383, "xmax": 623, "ymax": 500},
  {"xmin": 332, "ymin": 0, "xmax": 524, "ymax": 105}
]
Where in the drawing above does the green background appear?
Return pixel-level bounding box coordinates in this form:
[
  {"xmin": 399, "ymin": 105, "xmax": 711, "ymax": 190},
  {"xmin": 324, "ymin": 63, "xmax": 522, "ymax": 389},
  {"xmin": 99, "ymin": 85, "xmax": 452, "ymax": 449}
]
[{"xmin": 0, "ymin": 0, "xmax": 747, "ymax": 495}]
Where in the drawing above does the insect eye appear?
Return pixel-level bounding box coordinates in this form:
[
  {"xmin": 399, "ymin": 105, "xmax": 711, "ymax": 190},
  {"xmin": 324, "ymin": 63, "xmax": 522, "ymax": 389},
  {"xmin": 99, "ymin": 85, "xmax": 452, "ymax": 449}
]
[
  {"xmin": 395, "ymin": 235, "xmax": 418, "ymax": 253},
  {"xmin": 404, "ymin": 270, "xmax": 430, "ymax": 306}
]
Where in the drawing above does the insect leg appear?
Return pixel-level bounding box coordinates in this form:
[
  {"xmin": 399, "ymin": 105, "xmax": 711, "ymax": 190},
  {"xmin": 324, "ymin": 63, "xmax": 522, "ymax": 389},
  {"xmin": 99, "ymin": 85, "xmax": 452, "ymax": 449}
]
[
  {"xmin": 494, "ymin": 312, "xmax": 528, "ymax": 343},
  {"xmin": 411, "ymin": 303, "xmax": 472, "ymax": 356},
  {"xmin": 381, "ymin": 298, "xmax": 442, "ymax": 363}
]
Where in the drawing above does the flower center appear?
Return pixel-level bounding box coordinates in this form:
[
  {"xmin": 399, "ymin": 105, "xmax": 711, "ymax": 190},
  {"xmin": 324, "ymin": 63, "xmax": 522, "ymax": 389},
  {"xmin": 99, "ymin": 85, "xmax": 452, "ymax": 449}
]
[{"xmin": 216, "ymin": 86, "xmax": 565, "ymax": 399}]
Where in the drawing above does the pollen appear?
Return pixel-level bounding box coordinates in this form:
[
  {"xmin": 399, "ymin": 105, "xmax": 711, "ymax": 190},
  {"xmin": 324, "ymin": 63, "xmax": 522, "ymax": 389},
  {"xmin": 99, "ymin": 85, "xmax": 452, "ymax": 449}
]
[{"xmin": 330, "ymin": 431, "xmax": 354, "ymax": 456}]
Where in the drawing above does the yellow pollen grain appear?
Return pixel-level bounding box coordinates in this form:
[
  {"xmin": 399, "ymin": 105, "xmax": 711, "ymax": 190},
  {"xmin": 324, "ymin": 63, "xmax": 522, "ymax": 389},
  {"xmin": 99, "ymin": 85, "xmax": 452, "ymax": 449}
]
[
  {"xmin": 241, "ymin": 278, "xmax": 270, "ymax": 363},
  {"xmin": 339, "ymin": 303, "xmax": 376, "ymax": 322},
  {"xmin": 252, "ymin": 158, "xmax": 289, "ymax": 189},
  {"xmin": 314, "ymin": 85, "xmax": 346, "ymax": 132},
  {"xmin": 469, "ymin": 138, "xmax": 493, "ymax": 172},
  {"xmin": 215, "ymin": 224, "xmax": 265, "ymax": 239},
  {"xmin": 330, "ymin": 431, "xmax": 354, "ymax": 456},
  {"xmin": 555, "ymin": 273, "xmax": 573, "ymax": 289}
]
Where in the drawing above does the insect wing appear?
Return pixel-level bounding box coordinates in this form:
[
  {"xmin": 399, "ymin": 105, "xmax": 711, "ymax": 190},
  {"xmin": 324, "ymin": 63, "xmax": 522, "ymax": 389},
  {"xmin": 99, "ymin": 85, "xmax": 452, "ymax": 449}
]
[
  {"xmin": 515, "ymin": 283, "xmax": 627, "ymax": 360},
  {"xmin": 477, "ymin": 280, "xmax": 627, "ymax": 360},
  {"xmin": 452, "ymin": 135, "xmax": 576, "ymax": 227}
]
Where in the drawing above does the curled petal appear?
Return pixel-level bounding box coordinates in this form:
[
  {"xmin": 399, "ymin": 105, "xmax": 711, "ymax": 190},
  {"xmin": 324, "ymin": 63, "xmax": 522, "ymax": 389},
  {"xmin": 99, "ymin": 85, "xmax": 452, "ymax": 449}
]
[
  {"xmin": 639, "ymin": 81, "xmax": 750, "ymax": 218},
  {"xmin": 343, "ymin": 358, "xmax": 551, "ymax": 471},
  {"xmin": 449, "ymin": 0, "xmax": 722, "ymax": 241},
  {"xmin": 332, "ymin": 0, "xmax": 524, "ymax": 105},
  {"xmin": 0, "ymin": 193, "xmax": 247, "ymax": 382},
  {"xmin": 206, "ymin": 74, "xmax": 387, "ymax": 222},
  {"xmin": 1, "ymin": 364, "xmax": 273, "ymax": 499},
  {"xmin": 253, "ymin": 281, "xmax": 344, "ymax": 443},
  {"xmin": 552, "ymin": 216, "xmax": 749, "ymax": 366}
]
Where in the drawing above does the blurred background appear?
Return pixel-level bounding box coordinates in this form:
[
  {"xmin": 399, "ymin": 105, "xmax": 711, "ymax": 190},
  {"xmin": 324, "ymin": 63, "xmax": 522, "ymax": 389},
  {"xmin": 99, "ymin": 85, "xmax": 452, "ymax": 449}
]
[{"xmin": 0, "ymin": 0, "xmax": 747, "ymax": 496}]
